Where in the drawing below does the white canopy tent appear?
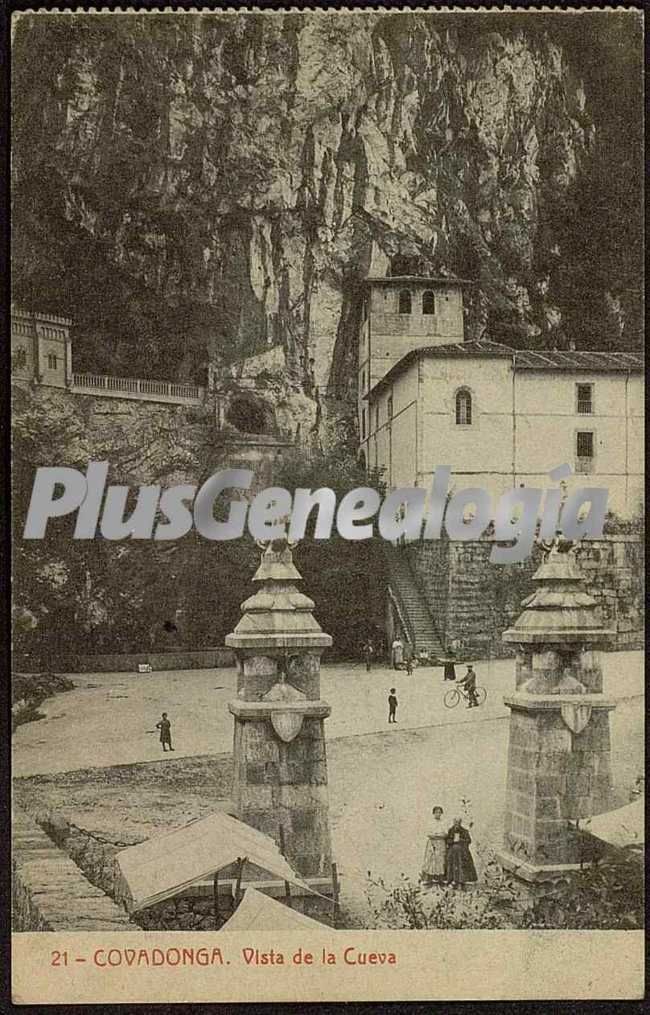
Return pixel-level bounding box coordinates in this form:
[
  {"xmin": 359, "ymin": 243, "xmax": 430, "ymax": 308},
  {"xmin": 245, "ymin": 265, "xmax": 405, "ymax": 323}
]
[
  {"xmin": 220, "ymin": 887, "xmax": 332, "ymax": 932},
  {"xmin": 572, "ymin": 797, "xmax": 644, "ymax": 851},
  {"xmin": 115, "ymin": 811, "xmax": 324, "ymax": 913}
]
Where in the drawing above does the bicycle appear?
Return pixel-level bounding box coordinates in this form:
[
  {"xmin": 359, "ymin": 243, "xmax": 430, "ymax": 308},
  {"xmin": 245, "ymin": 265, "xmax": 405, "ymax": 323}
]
[{"xmin": 443, "ymin": 684, "xmax": 487, "ymax": 709}]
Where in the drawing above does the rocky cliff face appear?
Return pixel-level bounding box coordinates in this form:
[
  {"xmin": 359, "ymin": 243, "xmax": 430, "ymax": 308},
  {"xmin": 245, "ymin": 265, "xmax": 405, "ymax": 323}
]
[{"xmin": 12, "ymin": 11, "xmax": 642, "ymax": 444}]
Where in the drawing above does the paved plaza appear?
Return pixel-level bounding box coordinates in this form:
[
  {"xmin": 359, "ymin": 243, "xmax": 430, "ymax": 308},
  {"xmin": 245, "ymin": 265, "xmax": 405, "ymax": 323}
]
[
  {"xmin": 13, "ymin": 652, "xmax": 644, "ymax": 919},
  {"xmin": 12, "ymin": 652, "xmax": 643, "ymax": 778}
]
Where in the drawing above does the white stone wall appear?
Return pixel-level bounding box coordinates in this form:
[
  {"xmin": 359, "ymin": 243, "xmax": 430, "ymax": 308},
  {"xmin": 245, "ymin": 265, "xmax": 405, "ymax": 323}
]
[{"xmin": 367, "ymin": 355, "xmax": 643, "ymax": 518}]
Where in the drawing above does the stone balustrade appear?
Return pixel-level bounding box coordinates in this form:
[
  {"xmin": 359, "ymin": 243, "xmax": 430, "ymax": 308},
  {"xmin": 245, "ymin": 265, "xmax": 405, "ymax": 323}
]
[{"xmin": 72, "ymin": 372, "xmax": 205, "ymax": 406}]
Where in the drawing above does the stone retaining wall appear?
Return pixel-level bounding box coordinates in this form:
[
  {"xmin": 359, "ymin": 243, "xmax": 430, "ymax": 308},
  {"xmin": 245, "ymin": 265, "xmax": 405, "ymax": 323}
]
[
  {"xmin": 68, "ymin": 648, "xmax": 235, "ymax": 673},
  {"xmin": 406, "ymin": 533, "xmax": 643, "ymax": 658},
  {"xmin": 12, "ymin": 810, "xmax": 135, "ymax": 932}
]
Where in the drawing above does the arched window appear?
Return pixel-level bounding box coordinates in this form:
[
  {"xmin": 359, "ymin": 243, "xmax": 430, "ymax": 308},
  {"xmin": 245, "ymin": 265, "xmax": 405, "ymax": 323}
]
[
  {"xmin": 455, "ymin": 389, "xmax": 472, "ymax": 425},
  {"xmin": 398, "ymin": 290, "xmax": 412, "ymax": 315},
  {"xmin": 422, "ymin": 290, "xmax": 436, "ymax": 315}
]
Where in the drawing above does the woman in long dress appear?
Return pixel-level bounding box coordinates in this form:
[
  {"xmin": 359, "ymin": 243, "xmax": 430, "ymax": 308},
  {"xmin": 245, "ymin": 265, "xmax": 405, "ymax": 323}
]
[
  {"xmin": 420, "ymin": 806, "xmax": 447, "ymax": 886},
  {"xmin": 443, "ymin": 649, "xmax": 457, "ymax": 681},
  {"xmin": 445, "ymin": 817, "xmax": 478, "ymax": 888}
]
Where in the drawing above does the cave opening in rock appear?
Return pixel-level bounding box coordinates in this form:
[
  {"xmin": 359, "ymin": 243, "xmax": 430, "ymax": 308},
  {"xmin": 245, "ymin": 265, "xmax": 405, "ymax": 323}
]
[{"xmin": 226, "ymin": 394, "xmax": 271, "ymax": 435}]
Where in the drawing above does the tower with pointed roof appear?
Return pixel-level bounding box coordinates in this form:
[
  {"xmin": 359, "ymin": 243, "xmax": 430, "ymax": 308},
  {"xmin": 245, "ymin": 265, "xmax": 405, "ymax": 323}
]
[{"xmin": 226, "ymin": 538, "xmax": 334, "ymax": 888}]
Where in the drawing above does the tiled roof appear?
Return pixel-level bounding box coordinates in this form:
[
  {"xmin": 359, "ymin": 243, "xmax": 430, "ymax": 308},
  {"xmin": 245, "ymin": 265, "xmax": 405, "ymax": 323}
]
[
  {"xmin": 364, "ymin": 275, "xmax": 475, "ymax": 286},
  {"xmin": 513, "ymin": 348, "xmax": 643, "ymax": 371},
  {"xmin": 365, "ymin": 342, "xmax": 643, "ymax": 399}
]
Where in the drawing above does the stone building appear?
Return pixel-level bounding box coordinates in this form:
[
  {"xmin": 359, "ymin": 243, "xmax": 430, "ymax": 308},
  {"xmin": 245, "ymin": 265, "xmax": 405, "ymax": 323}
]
[
  {"xmin": 11, "ymin": 306, "xmax": 73, "ymax": 390},
  {"xmin": 357, "ymin": 276, "xmax": 644, "ymax": 655},
  {"xmin": 358, "ymin": 279, "xmax": 643, "ymax": 516},
  {"xmin": 11, "ymin": 305, "xmax": 295, "ymax": 478}
]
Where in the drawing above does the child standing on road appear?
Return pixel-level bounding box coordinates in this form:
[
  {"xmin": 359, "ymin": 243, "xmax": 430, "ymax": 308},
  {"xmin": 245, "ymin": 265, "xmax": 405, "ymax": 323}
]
[
  {"xmin": 156, "ymin": 712, "xmax": 174, "ymax": 751},
  {"xmin": 388, "ymin": 688, "xmax": 398, "ymax": 724}
]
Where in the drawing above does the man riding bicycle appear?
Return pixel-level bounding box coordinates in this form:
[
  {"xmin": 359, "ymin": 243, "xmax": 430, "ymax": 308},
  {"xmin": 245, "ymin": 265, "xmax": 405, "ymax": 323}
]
[{"xmin": 458, "ymin": 665, "xmax": 480, "ymax": 708}]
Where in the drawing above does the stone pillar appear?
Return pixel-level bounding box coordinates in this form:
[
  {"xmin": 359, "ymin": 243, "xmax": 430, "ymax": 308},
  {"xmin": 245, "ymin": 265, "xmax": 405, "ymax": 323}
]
[
  {"xmin": 65, "ymin": 330, "xmax": 73, "ymax": 386},
  {"xmin": 498, "ymin": 544, "xmax": 616, "ymax": 883},
  {"xmin": 226, "ymin": 539, "xmax": 333, "ymax": 880}
]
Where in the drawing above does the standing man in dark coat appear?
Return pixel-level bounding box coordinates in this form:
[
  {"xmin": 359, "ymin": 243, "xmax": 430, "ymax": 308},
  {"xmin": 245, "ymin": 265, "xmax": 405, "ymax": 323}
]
[
  {"xmin": 445, "ymin": 818, "xmax": 478, "ymax": 888},
  {"xmin": 387, "ymin": 688, "xmax": 398, "ymax": 724},
  {"xmin": 156, "ymin": 712, "xmax": 174, "ymax": 751},
  {"xmin": 443, "ymin": 648, "xmax": 457, "ymax": 681}
]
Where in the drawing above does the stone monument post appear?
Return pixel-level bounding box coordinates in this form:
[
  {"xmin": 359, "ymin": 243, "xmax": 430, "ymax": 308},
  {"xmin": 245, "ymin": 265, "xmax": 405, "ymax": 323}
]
[
  {"xmin": 225, "ymin": 538, "xmax": 334, "ymax": 886},
  {"xmin": 498, "ymin": 542, "xmax": 616, "ymax": 884}
]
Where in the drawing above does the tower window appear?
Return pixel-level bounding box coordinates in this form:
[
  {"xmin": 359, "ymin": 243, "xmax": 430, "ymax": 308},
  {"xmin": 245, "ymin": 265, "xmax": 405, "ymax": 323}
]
[
  {"xmin": 375, "ymin": 405, "xmax": 379, "ymax": 431},
  {"xmin": 361, "ymin": 409, "xmax": 366, "ymax": 440},
  {"xmin": 398, "ymin": 290, "xmax": 412, "ymax": 315},
  {"xmin": 455, "ymin": 388, "xmax": 472, "ymax": 425},
  {"xmin": 47, "ymin": 353, "xmax": 58, "ymax": 370},
  {"xmin": 387, "ymin": 394, "xmax": 393, "ymax": 419},
  {"xmin": 576, "ymin": 383, "xmax": 593, "ymax": 414},
  {"xmin": 422, "ymin": 290, "xmax": 436, "ymax": 315}
]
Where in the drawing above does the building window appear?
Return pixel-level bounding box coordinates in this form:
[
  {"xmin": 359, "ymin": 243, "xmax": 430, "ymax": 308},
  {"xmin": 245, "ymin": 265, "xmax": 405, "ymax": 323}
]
[
  {"xmin": 398, "ymin": 290, "xmax": 412, "ymax": 315},
  {"xmin": 387, "ymin": 394, "xmax": 393, "ymax": 419},
  {"xmin": 576, "ymin": 383, "xmax": 593, "ymax": 414},
  {"xmin": 455, "ymin": 388, "xmax": 472, "ymax": 425},
  {"xmin": 47, "ymin": 353, "xmax": 58, "ymax": 370},
  {"xmin": 12, "ymin": 346, "xmax": 27, "ymax": 369},
  {"xmin": 422, "ymin": 290, "xmax": 436, "ymax": 315},
  {"xmin": 576, "ymin": 431, "xmax": 595, "ymax": 473},
  {"xmin": 361, "ymin": 409, "xmax": 366, "ymax": 440},
  {"xmin": 375, "ymin": 405, "xmax": 379, "ymax": 431}
]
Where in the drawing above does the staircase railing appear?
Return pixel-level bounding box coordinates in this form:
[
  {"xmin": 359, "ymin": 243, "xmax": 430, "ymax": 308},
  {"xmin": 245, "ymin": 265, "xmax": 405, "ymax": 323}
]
[
  {"xmin": 385, "ymin": 543, "xmax": 446, "ymax": 654},
  {"xmin": 399, "ymin": 546, "xmax": 447, "ymax": 651},
  {"xmin": 387, "ymin": 584, "xmax": 415, "ymax": 652}
]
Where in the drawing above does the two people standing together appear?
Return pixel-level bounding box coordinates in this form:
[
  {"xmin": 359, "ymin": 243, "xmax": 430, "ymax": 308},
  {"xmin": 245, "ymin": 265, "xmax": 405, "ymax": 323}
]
[{"xmin": 421, "ymin": 806, "xmax": 477, "ymax": 889}]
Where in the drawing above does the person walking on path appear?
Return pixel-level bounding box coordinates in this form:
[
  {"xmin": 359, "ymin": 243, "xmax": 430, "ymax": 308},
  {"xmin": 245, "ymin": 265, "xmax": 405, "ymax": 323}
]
[
  {"xmin": 443, "ymin": 648, "xmax": 457, "ymax": 681},
  {"xmin": 388, "ymin": 688, "xmax": 398, "ymax": 724},
  {"xmin": 391, "ymin": 637, "xmax": 404, "ymax": 670},
  {"xmin": 445, "ymin": 817, "xmax": 478, "ymax": 889},
  {"xmin": 405, "ymin": 644, "xmax": 414, "ymax": 675},
  {"xmin": 363, "ymin": 639, "xmax": 374, "ymax": 673},
  {"xmin": 156, "ymin": 712, "xmax": 174, "ymax": 752},
  {"xmin": 421, "ymin": 805, "xmax": 447, "ymax": 886},
  {"xmin": 458, "ymin": 664, "xmax": 480, "ymax": 707}
]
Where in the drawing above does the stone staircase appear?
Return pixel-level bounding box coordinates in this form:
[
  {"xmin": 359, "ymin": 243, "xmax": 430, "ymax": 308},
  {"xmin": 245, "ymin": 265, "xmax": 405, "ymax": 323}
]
[{"xmin": 384, "ymin": 544, "xmax": 445, "ymax": 657}]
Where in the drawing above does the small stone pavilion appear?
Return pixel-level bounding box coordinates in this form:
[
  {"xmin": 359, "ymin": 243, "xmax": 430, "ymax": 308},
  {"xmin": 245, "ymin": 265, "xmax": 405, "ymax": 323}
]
[
  {"xmin": 225, "ymin": 538, "xmax": 335, "ymax": 900},
  {"xmin": 498, "ymin": 541, "xmax": 616, "ymax": 883}
]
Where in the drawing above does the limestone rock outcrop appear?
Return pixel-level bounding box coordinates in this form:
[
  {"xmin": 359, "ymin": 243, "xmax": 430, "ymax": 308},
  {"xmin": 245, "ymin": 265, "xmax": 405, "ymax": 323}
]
[{"xmin": 13, "ymin": 12, "xmax": 642, "ymax": 444}]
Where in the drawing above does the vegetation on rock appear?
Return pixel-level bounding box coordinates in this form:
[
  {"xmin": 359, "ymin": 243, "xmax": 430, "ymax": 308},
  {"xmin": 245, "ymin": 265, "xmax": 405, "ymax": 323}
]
[{"xmin": 12, "ymin": 11, "xmax": 642, "ymax": 409}]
